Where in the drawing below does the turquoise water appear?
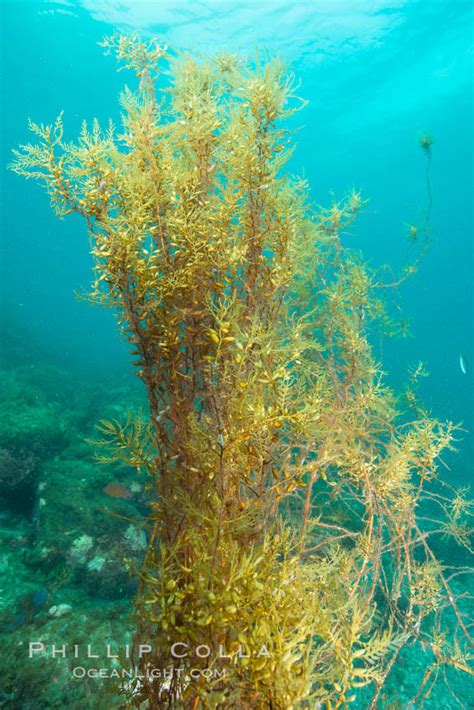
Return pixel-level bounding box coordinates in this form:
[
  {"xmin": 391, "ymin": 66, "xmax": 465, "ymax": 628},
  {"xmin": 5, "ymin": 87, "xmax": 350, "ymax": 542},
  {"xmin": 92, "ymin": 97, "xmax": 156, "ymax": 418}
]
[{"xmin": 0, "ymin": 1, "xmax": 473, "ymax": 708}]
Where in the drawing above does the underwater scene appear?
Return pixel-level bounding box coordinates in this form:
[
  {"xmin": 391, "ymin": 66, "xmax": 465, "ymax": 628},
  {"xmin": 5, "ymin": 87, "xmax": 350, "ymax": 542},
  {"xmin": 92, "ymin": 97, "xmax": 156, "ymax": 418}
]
[{"xmin": 0, "ymin": 1, "xmax": 473, "ymax": 708}]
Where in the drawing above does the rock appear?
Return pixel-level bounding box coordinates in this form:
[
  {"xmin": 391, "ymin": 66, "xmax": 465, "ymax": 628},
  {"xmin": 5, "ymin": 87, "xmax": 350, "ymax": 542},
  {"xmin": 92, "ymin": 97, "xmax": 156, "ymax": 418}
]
[
  {"xmin": 0, "ymin": 447, "xmax": 38, "ymax": 516},
  {"xmin": 124, "ymin": 525, "xmax": 147, "ymax": 552},
  {"xmin": 69, "ymin": 535, "xmax": 94, "ymax": 564},
  {"xmin": 48, "ymin": 603, "xmax": 72, "ymax": 618},
  {"xmin": 87, "ymin": 555, "xmax": 106, "ymax": 572}
]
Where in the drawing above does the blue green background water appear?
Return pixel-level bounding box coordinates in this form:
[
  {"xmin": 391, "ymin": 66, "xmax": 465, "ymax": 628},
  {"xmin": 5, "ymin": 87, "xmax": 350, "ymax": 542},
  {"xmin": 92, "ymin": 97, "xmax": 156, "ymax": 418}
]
[{"xmin": 0, "ymin": 1, "xmax": 473, "ymax": 707}]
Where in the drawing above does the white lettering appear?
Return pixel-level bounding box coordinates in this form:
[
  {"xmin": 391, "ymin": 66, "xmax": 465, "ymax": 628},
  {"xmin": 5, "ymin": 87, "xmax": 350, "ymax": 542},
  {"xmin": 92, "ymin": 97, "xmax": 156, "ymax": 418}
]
[
  {"xmin": 138, "ymin": 644, "xmax": 152, "ymax": 658},
  {"xmin": 106, "ymin": 644, "xmax": 119, "ymax": 659},
  {"xmin": 29, "ymin": 642, "xmax": 44, "ymax": 658},
  {"xmin": 196, "ymin": 644, "xmax": 211, "ymax": 658},
  {"xmin": 52, "ymin": 645, "xmax": 66, "ymax": 658},
  {"xmin": 87, "ymin": 645, "xmax": 99, "ymax": 659},
  {"xmin": 171, "ymin": 642, "xmax": 188, "ymax": 658}
]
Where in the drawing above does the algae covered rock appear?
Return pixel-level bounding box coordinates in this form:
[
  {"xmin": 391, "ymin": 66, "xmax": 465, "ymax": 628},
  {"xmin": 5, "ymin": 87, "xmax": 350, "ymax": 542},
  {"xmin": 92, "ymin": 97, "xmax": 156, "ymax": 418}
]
[
  {"xmin": 0, "ymin": 356, "xmax": 148, "ymax": 603},
  {"xmin": 0, "ymin": 446, "xmax": 38, "ymax": 514},
  {"xmin": 29, "ymin": 453, "xmax": 147, "ymax": 599},
  {"xmin": 0, "ymin": 367, "xmax": 70, "ymax": 516}
]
